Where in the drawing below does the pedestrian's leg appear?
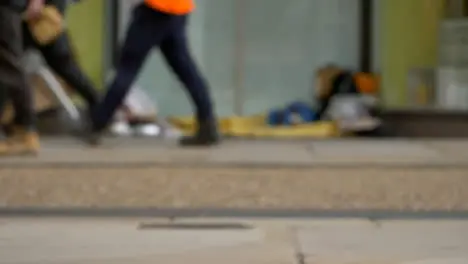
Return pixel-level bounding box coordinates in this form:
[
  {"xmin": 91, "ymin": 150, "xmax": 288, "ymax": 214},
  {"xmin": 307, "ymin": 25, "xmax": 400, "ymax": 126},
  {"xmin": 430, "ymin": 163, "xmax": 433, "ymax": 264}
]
[
  {"xmin": 0, "ymin": 86, "xmax": 8, "ymax": 153},
  {"xmin": 0, "ymin": 84, "xmax": 7, "ymax": 122},
  {"xmin": 5, "ymin": 22, "xmax": 36, "ymax": 133},
  {"xmin": 4, "ymin": 24, "xmax": 35, "ymax": 133},
  {"xmin": 38, "ymin": 32, "xmax": 99, "ymax": 109},
  {"xmin": 88, "ymin": 4, "xmax": 169, "ymax": 144},
  {"xmin": 160, "ymin": 16, "xmax": 219, "ymax": 146},
  {"xmin": 0, "ymin": 7, "xmax": 39, "ymax": 155}
]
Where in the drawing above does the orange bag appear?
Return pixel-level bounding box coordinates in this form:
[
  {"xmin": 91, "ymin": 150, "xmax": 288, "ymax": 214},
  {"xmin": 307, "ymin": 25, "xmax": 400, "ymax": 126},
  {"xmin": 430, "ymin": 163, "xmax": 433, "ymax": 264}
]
[
  {"xmin": 144, "ymin": 0, "xmax": 195, "ymax": 15},
  {"xmin": 354, "ymin": 73, "xmax": 379, "ymax": 94}
]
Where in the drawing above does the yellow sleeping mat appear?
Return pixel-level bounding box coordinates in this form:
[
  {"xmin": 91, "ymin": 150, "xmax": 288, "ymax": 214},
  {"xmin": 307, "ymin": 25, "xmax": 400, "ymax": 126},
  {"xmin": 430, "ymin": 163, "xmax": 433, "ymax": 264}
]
[{"xmin": 168, "ymin": 115, "xmax": 339, "ymax": 138}]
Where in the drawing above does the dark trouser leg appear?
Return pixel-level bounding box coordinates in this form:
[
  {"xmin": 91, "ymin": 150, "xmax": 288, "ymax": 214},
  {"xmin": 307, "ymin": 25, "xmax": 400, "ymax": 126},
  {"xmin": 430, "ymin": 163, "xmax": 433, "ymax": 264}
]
[
  {"xmin": 160, "ymin": 16, "xmax": 214, "ymax": 122},
  {"xmin": 0, "ymin": 83, "xmax": 7, "ymax": 127},
  {"xmin": 37, "ymin": 32, "xmax": 99, "ymax": 108},
  {"xmin": 0, "ymin": 7, "xmax": 35, "ymax": 131},
  {"xmin": 92, "ymin": 4, "xmax": 167, "ymax": 131},
  {"xmin": 160, "ymin": 16, "xmax": 218, "ymax": 145}
]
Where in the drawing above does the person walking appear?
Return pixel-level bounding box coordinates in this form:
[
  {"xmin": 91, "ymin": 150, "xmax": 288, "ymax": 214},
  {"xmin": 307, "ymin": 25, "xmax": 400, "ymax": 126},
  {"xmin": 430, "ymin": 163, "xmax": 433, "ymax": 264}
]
[
  {"xmin": 0, "ymin": 0, "xmax": 44, "ymax": 156},
  {"xmin": 89, "ymin": 0, "xmax": 219, "ymax": 146},
  {"xmin": 21, "ymin": 0, "xmax": 99, "ymax": 119}
]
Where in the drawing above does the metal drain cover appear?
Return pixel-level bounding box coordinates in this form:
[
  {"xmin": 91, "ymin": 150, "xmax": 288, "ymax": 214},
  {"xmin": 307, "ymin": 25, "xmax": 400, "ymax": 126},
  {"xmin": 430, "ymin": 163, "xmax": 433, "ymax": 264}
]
[{"xmin": 138, "ymin": 222, "xmax": 253, "ymax": 230}]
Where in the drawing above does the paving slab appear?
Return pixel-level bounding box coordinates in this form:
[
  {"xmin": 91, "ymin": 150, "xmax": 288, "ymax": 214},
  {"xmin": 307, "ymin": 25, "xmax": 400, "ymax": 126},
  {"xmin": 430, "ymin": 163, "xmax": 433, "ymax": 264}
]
[
  {"xmin": 297, "ymin": 220, "xmax": 468, "ymax": 264},
  {"xmin": 310, "ymin": 140, "xmax": 440, "ymax": 158},
  {"xmin": 0, "ymin": 218, "xmax": 295, "ymax": 264},
  {"xmin": 427, "ymin": 140, "xmax": 468, "ymax": 161},
  {"xmin": 0, "ymin": 218, "xmax": 468, "ymax": 264},
  {"xmin": 208, "ymin": 140, "xmax": 314, "ymax": 165},
  {"xmin": 400, "ymin": 259, "xmax": 468, "ymax": 264},
  {"xmin": 0, "ymin": 138, "xmax": 467, "ymax": 167}
]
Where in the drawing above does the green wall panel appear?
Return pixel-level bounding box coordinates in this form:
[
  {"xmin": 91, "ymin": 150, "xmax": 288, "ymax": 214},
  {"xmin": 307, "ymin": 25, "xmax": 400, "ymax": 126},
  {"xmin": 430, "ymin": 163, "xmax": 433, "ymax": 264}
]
[
  {"xmin": 66, "ymin": 0, "xmax": 105, "ymax": 90},
  {"xmin": 380, "ymin": 0, "xmax": 444, "ymax": 107}
]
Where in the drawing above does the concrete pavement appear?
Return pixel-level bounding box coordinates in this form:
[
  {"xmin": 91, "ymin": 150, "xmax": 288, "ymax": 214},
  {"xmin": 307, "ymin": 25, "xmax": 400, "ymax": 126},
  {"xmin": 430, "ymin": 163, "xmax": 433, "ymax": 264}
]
[
  {"xmin": 0, "ymin": 218, "xmax": 467, "ymax": 264},
  {"xmin": 1, "ymin": 138, "xmax": 468, "ymax": 210},
  {"xmin": 1, "ymin": 138, "xmax": 468, "ymax": 167}
]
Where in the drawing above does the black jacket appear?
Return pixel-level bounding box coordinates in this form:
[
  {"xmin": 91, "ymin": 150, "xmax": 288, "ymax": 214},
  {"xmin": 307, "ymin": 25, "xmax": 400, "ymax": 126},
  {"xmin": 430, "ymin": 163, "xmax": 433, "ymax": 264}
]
[
  {"xmin": 0, "ymin": 0, "xmax": 78, "ymax": 14},
  {"xmin": 0, "ymin": 0, "xmax": 28, "ymax": 12},
  {"xmin": 46, "ymin": 0, "xmax": 67, "ymax": 14},
  {"xmin": 46, "ymin": 0, "xmax": 80, "ymax": 14}
]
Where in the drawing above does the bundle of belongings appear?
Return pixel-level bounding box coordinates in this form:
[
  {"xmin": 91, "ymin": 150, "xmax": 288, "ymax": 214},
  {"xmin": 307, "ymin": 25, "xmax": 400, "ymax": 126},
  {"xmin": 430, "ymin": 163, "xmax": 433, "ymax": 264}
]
[
  {"xmin": 266, "ymin": 65, "xmax": 381, "ymax": 136},
  {"xmin": 267, "ymin": 101, "xmax": 319, "ymax": 126},
  {"xmin": 314, "ymin": 65, "xmax": 381, "ymax": 135}
]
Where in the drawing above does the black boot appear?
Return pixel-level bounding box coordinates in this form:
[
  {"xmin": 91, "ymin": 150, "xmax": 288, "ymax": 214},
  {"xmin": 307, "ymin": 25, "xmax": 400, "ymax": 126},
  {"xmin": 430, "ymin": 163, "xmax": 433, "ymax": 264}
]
[
  {"xmin": 79, "ymin": 106, "xmax": 104, "ymax": 146},
  {"xmin": 179, "ymin": 118, "xmax": 220, "ymax": 147}
]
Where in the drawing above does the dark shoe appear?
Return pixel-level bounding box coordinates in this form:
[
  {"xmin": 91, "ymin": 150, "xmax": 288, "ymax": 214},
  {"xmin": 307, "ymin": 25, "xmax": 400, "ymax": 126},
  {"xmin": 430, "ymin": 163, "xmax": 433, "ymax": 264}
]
[
  {"xmin": 179, "ymin": 119, "xmax": 220, "ymax": 147},
  {"xmin": 86, "ymin": 128, "xmax": 104, "ymax": 146},
  {"xmin": 2, "ymin": 123, "xmax": 15, "ymax": 138},
  {"xmin": 81, "ymin": 108, "xmax": 104, "ymax": 146}
]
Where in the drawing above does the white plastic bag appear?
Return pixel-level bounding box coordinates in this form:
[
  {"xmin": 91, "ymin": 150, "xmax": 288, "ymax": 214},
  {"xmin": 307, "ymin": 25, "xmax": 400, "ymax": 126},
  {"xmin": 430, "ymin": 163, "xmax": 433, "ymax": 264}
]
[
  {"xmin": 124, "ymin": 85, "xmax": 157, "ymax": 118},
  {"xmin": 105, "ymin": 70, "xmax": 157, "ymax": 120}
]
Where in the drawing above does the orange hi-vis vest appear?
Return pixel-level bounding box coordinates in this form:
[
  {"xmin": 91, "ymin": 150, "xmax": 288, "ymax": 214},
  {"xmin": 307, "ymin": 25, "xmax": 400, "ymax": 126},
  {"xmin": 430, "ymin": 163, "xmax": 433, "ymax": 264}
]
[{"xmin": 144, "ymin": 0, "xmax": 195, "ymax": 15}]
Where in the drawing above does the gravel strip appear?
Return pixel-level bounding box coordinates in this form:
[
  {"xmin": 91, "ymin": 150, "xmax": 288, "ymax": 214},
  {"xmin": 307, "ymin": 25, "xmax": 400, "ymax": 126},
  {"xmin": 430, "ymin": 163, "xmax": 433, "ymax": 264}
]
[{"xmin": 0, "ymin": 167, "xmax": 467, "ymax": 210}]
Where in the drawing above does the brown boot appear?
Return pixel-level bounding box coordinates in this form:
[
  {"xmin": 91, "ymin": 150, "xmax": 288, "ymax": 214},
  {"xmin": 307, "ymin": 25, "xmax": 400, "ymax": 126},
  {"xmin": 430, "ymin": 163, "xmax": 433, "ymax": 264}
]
[
  {"xmin": 0, "ymin": 139, "xmax": 11, "ymax": 156},
  {"xmin": 7, "ymin": 128, "xmax": 40, "ymax": 156}
]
